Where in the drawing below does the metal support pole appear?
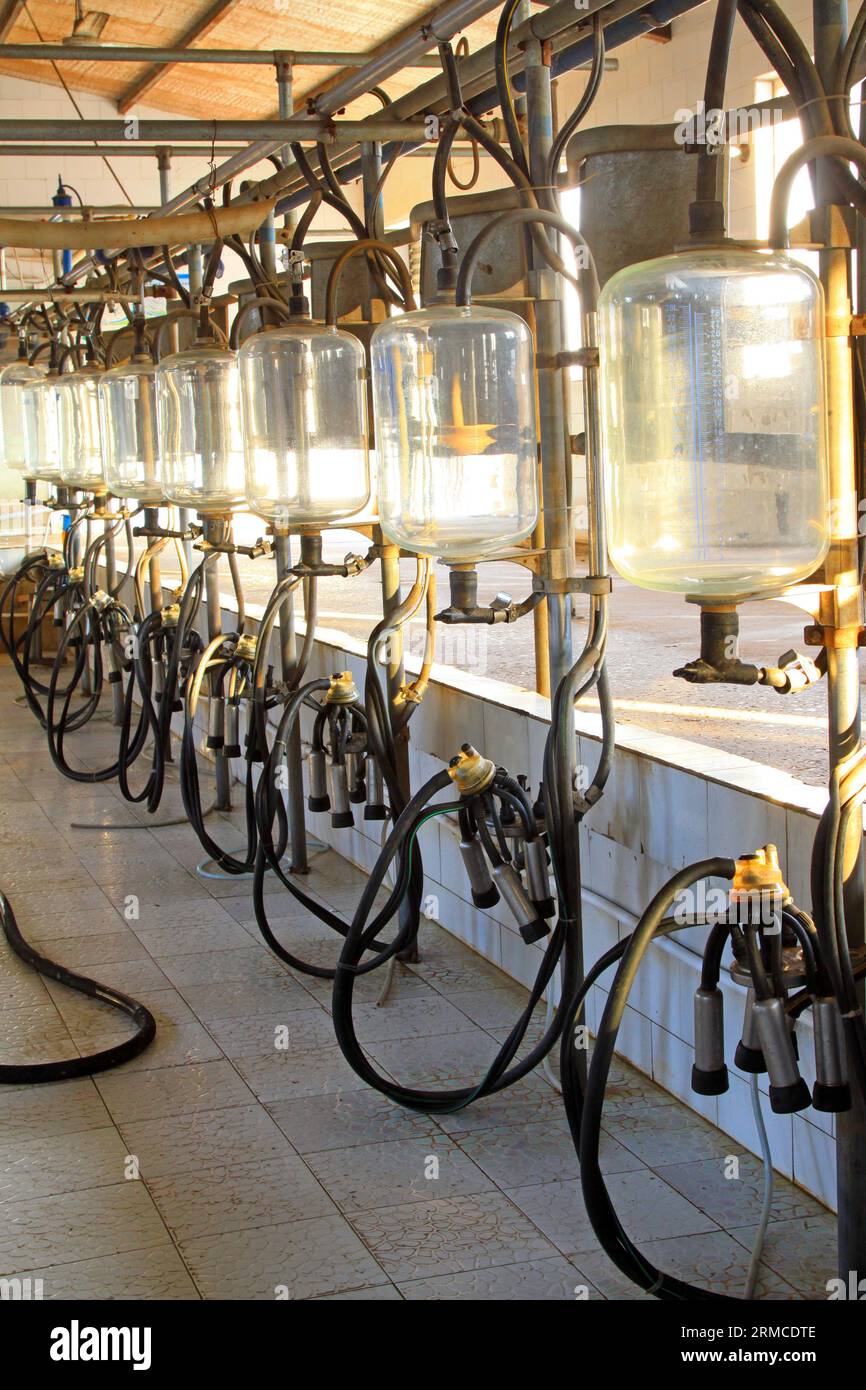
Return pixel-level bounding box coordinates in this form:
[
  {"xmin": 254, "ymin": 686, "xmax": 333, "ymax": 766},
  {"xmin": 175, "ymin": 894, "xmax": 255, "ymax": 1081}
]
[
  {"xmin": 103, "ymin": 513, "xmax": 124, "ymax": 723},
  {"xmin": 275, "ymin": 56, "xmax": 296, "ymax": 245},
  {"xmin": 175, "ymin": 246, "xmax": 202, "ymax": 572},
  {"xmin": 258, "ymin": 205, "xmax": 277, "ymax": 283},
  {"xmin": 142, "ymin": 506, "xmax": 163, "ymax": 614},
  {"xmin": 156, "ymin": 145, "xmax": 172, "ymax": 206},
  {"xmin": 812, "ymin": 0, "xmax": 866, "ymax": 1283},
  {"xmin": 378, "ymin": 538, "xmax": 416, "ymax": 960},
  {"xmin": 272, "ymin": 530, "xmax": 308, "ymax": 874},
  {"xmin": 203, "ymin": 517, "xmax": 232, "ymax": 812},
  {"xmin": 524, "ymin": 30, "xmax": 582, "ymax": 1063},
  {"xmin": 361, "ymin": 141, "xmax": 384, "ymax": 320},
  {"xmin": 525, "ymin": 43, "xmax": 573, "ymax": 694}
]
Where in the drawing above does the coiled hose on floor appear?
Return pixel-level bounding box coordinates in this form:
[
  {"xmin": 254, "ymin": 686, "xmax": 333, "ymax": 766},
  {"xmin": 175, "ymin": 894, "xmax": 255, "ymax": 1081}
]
[{"xmin": 0, "ymin": 889, "xmax": 156, "ymax": 1083}]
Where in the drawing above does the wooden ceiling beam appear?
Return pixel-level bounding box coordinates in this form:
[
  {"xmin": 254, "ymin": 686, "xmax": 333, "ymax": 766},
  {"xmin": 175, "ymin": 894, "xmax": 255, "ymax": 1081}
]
[
  {"xmin": 0, "ymin": 0, "xmax": 25, "ymax": 44},
  {"xmin": 116, "ymin": 0, "xmax": 243, "ymax": 115}
]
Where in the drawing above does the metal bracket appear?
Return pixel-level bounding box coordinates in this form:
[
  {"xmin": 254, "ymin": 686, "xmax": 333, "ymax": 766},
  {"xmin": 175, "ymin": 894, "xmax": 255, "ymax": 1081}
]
[{"xmin": 533, "ymin": 574, "xmax": 612, "ymax": 596}]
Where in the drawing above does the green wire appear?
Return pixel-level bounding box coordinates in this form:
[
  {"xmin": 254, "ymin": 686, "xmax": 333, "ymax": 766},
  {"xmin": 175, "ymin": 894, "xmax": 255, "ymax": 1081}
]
[{"xmin": 404, "ymin": 802, "xmax": 462, "ymax": 885}]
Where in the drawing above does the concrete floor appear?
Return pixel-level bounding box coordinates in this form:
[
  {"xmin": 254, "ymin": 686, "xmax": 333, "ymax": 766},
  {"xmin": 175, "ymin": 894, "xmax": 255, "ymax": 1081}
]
[
  {"xmin": 0, "ymin": 655, "xmax": 837, "ymax": 1300},
  {"xmin": 149, "ymin": 522, "xmax": 843, "ymax": 788}
]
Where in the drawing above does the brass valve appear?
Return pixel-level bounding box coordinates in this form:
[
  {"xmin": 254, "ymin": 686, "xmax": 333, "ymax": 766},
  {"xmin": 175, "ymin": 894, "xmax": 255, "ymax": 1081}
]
[
  {"xmin": 448, "ymin": 744, "xmax": 496, "ymax": 796},
  {"xmin": 161, "ymin": 602, "xmax": 180, "ymax": 628},
  {"xmin": 325, "ymin": 670, "xmax": 359, "ymax": 705},
  {"xmin": 730, "ymin": 843, "xmax": 790, "ymax": 925},
  {"xmin": 235, "ymin": 634, "xmax": 257, "ymax": 663}
]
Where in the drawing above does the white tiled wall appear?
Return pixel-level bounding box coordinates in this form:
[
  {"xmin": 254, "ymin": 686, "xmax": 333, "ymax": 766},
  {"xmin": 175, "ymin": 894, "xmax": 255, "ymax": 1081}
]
[{"xmin": 170, "ymin": 580, "xmax": 839, "ymax": 1213}]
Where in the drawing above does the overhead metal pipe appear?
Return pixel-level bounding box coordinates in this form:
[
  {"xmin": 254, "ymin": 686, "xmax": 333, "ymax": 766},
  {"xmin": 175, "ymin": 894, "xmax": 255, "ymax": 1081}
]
[
  {"xmin": 0, "ymin": 286, "xmax": 144, "ymax": 302},
  {"xmin": 0, "ymin": 118, "xmax": 462, "ymax": 143},
  {"xmin": 0, "ymin": 204, "xmax": 161, "ymax": 215},
  {"xmin": 0, "ymin": 198, "xmax": 275, "ymax": 250},
  {"xmin": 0, "ymin": 144, "xmax": 249, "ymax": 158},
  {"xmin": 0, "ymin": 43, "xmax": 450, "ymax": 66}
]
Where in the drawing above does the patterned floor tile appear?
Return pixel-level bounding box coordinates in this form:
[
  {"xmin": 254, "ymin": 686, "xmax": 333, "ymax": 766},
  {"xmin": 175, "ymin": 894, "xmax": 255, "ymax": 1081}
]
[
  {"xmin": 178, "ymin": 974, "xmax": 318, "ymax": 1022},
  {"xmin": 267, "ymin": 1088, "xmax": 433, "ymax": 1154},
  {"xmin": 604, "ymin": 1101, "xmax": 747, "ymax": 1167},
  {"xmin": 349, "ymin": 1191, "xmax": 558, "ymax": 1281},
  {"xmin": 637, "ymin": 1229, "xmax": 802, "ymax": 1299},
  {"xmin": 12, "ymin": 1245, "xmax": 201, "ymax": 1300},
  {"xmin": 0, "ymin": 1126, "xmax": 130, "ymax": 1202},
  {"xmin": 148, "ymin": 1153, "xmax": 336, "ymax": 1242},
  {"xmin": 728, "ymin": 1214, "xmax": 837, "ymax": 1298},
  {"xmin": 0, "ymin": 1077, "xmax": 112, "ymax": 1144},
  {"xmin": 95, "ymin": 1059, "xmax": 254, "ymax": 1123},
  {"xmin": 434, "ymin": 1074, "xmax": 569, "ymax": 1135},
  {"xmin": 312, "ymin": 1283, "xmax": 403, "ymax": 1301},
  {"xmin": 181, "ymin": 1214, "xmax": 388, "ymax": 1299},
  {"xmin": 205, "ymin": 1007, "xmax": 335, "ymax": 1059},
  {"xmin": 156, "ymin": 946, "xmax": 288, "ymax": 990},
  {"xmin": 231, "ymin": 1044, "xmax": 370, "ymax": 1103},
  {"xmin": 458, "ymin": 1120, "xmax": 642, "ymax": 1188},
  {"xmin": 655, "ymin": 1154, "xmax": 826, "ymax": 1229},
  {"xmin": 0, "ymin": 1182, "xmax": 170, "ymax": 1275},
  {"xmin": 306, "ymin": 1133, "xmax": 494, "ymax": 1212},
  {"xmin": 119, "ymin": 1103, "xmax": 296, "ymax": 1179},
  {"xmin": 398, "ymin": 1256, "xmax": 602, "ymax": 1301},
  {"xmin": 365, "ymin": 1028, "xmax": 502, "ymax": 1089},
  {"xmin": 505, "ymin": 1170, "xmax": 718, "ymax": 1257}
]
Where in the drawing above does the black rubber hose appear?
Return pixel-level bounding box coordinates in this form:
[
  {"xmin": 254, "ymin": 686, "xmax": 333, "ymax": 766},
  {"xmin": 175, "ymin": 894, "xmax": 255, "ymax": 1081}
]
[
  {"xmin": 696, "ymin": 0, "xmax": 739, "ymax": 205},
  {"xmin": 331, "ymin": 773, "xmax": 575, "ymax": 1113},
  {"xmin": 251, "ymin": 682, "xmax": 397, "ymax": 974},
  {"xmin": 565, "ymin": 858, "xmax": 738, "ymax": 1301},
  {"xmin": 0, "ymin": 890, "xmax": 155, "ymax": 1083}
]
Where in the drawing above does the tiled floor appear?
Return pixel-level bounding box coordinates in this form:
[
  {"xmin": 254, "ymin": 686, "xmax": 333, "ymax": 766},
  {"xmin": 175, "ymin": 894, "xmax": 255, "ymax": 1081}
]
[{"xmin": 0, "ymin": 658, "xmax": 837, "ymax": 1300}]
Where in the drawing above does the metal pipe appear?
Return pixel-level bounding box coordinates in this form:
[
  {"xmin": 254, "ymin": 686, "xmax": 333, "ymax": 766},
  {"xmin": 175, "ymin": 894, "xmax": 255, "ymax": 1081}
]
[
  {"xmin": 103, "ymin": 516, "xmax": 124, "ymax": 723},
  {"xmin": 0, "ymin": 43, "xmax": 452, "ymax": 66},
  {"xmin": 0, "ymin": 287, "xmax": 143, "ymax": 302},
  {"xmin": 0, "ymin": 144, "xmax": 250, "ymax": 158},
  {"xmin": 143, "ymin": 506, "xmax": 163, "ymax": 614},
  {"xmin": 272, "ymin": 530, "xmax": 307, "ymax": 874},
  {"xmin": 275, "ymin": 56, "xmax": 296, "ymax": 241},
  {"xmin": 0, "ymin": 205, "xmax": 161, "ymax": 215},
  {"xmin": 203, "ymin": 519, "xmax": 231, "ymax": 812},
  {"xmin": 361, "ymin": 141, "xmax": 384, "ymax": 320},
  {"xmin": 812, "ymin": 0, "xmax": 866, "ymax": 1283},
  {"xmin": 0, "ymin": 118, "xmax": 456, "ymax": 142},
  {"xmin": 176, "ymin": 248, "xmax": 201, "ymax": 574},
  {"xmin": 525, "ymin": 51, "xmax": 573, "ymax": 695}
]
